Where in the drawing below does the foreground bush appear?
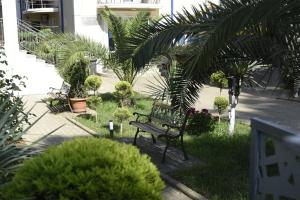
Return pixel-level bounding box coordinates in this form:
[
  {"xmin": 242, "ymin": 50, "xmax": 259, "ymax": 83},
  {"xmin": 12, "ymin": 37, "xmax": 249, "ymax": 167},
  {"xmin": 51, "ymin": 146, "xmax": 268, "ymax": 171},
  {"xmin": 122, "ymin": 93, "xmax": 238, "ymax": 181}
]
[{"xmin": 2, "ymin": 138, "xmax": 164, "ymax": 200}]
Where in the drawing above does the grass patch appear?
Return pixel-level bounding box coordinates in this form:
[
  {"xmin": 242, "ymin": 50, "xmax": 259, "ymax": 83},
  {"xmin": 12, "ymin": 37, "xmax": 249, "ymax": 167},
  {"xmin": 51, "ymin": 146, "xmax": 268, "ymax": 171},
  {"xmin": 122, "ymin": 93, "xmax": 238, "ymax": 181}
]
[
  {"xmin": 76, "ymin": 93, "xmax": 251, "ymax": 200},
  {"xmin": 76, "ymin": 93, "xmax": 153, "ymax": 138},
  {"xmin": 170, "ymin": 122, "xmax": 250, "ymax": 200}
]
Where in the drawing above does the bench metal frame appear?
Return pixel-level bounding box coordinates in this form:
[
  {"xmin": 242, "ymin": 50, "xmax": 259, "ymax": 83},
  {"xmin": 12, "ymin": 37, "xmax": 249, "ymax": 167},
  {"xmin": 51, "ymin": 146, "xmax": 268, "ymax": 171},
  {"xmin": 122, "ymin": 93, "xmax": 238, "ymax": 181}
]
[
  {"xmin": 46, "ymin": 81, "xmax": 71, "ymax": 113},
  {"xmin": 130, "ymin": 103, "xmax": 192, "ymax": 163}
]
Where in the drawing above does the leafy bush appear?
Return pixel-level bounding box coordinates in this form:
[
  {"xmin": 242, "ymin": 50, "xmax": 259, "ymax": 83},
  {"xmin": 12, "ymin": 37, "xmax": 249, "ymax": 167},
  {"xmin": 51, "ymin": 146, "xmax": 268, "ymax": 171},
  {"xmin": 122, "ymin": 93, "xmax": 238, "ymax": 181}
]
[
  {"xmin": 0, "ymin": 58, "xmax": 47, "ymax": 186},
  {"xmin": 84, "ymin": 75, "xmax": 102, "ymax": 95},
  {"xmin": 0, "ymin": 67, "xmax": 27, "ymax": 133},
  {"xmin": 214, "ymin": 96, "xmax": 229, "ymax": 115},
  {"xmin": 210, "ymin": 71, "xmax": 228, "ymax": 94},
  {"xmin": 113, "ymin": 81, "xmax": 134, "ymax": 107},
  {"xmin": 1, "ymin": 138, "xmax": 164, "ymax": 200},
  {"xmin": 186, "ymin": 110, "xmax": 215, "ymax": 136}
]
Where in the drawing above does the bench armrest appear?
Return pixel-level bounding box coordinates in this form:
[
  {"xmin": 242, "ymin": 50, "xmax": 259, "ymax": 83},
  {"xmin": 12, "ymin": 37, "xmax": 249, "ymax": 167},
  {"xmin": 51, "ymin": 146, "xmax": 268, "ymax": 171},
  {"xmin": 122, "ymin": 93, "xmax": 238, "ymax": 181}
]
[
  {"xmin": 133, "ymin": 112, "xmax": 150, "ymax": 122},
  {"xmin": 162, "ymin": 123, "xmax": 181, "ymax": 130},
  {"xmin": 49, "ymin": 87, "xmax": 60, "ymax": 91},
  {"xmin": 133, "ymin": 112, "xmax": 149, "ymax": 117}
]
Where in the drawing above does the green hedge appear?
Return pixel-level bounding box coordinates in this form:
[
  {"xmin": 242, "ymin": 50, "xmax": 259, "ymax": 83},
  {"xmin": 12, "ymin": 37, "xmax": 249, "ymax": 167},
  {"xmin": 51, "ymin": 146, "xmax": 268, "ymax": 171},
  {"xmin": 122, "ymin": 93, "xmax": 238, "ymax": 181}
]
[{"xmin": 2, "ymin": 138, "xmax": 164, "ymax": 200}]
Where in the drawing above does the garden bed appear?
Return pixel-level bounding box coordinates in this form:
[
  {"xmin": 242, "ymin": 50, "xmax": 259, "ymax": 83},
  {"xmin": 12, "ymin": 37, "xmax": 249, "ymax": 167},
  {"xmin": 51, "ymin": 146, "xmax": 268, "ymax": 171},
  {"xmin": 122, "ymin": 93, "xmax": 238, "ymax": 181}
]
[
  {"xmin": 76, "ymin": 92, "xmax": 251, "ymax": 200},
  {"xmin": 76, "ymin": 93, "xmax": 153, "ymax": 138}
]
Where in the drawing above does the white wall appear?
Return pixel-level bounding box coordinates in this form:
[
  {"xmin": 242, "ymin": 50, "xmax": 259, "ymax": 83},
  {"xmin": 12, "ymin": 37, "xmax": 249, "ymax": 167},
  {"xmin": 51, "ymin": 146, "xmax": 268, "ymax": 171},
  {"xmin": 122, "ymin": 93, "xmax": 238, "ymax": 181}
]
[
  {"xmin": 62, "ymin": 0, "xmax": 108, "ymax": 47},
  {"xmin": 73, "ymin": 0, "xmax": 108, "ymax": 47},
  {"xmin": 2, "ymin": 0, "xmax": 19, "ymax": 64}
]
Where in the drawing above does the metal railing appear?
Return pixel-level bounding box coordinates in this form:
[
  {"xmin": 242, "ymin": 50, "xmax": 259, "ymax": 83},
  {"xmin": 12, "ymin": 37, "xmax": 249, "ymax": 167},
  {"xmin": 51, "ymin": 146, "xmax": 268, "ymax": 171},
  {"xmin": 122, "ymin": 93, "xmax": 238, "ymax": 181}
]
[
  {"xmin": 28, "ymin": 22, "xmax": 61, "ymax": 33},
  {"xmin": 24, "ymin": 0, "xmax": 58, "ymax": 10},
  {"xmin": 98, "ymin": 0, "xmax": 160, "ymax": 5},
  {"xmin": 17, "ymin": 19, "xmax": 45, "ymax": 53}
]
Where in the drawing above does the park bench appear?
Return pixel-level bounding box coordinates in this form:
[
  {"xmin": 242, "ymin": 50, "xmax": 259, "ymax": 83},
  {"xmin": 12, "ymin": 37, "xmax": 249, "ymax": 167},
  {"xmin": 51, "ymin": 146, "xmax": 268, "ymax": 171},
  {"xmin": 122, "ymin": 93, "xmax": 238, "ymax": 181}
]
[
  {"xmin": 46, "ymin": 81, "xmax": 71, "ymax": 113},
  {"xmin": 129, "ymin": 102, "xmax": 192, "ymax": 163}
]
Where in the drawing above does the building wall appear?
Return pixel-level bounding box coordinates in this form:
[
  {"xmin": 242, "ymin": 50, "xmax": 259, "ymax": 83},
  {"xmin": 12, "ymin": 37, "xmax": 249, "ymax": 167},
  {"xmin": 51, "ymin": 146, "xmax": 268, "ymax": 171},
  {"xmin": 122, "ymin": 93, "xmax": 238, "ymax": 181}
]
[
  {"xmin": 62, "ymin": 0, "xmax": 107, "ymax": 46},
  {"xmin": 62, "ymin": 0, "xmax": 75, "ymax": 32}
]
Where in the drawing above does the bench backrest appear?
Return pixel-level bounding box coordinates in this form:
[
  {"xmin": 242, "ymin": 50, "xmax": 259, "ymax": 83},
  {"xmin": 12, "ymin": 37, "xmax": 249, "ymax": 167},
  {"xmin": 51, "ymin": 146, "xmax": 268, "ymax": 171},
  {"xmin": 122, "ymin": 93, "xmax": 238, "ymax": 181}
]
[
  {"xmin": 60, "ymin": 82, "xmax": 71, "ymax": 96},
  {"xmin": 150, "ymin": 102, "xmax": 191, "ymax": 135}
]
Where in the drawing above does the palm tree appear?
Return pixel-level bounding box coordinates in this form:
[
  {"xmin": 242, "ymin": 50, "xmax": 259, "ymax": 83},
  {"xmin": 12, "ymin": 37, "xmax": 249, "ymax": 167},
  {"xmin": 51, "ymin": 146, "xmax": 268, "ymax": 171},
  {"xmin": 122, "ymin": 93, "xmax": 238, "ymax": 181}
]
[
  {"xmin": 56, "ymin": 34, "xmax": 107, "ymax": 95},
  {"xmin": 100, "ymin": 8, "xmax": 151, "ymax": 85},
  {"xmin": 146, "ymin": 48, "xmax": 202, "ymax": 112},
  {"xmin": 126, "ymin": 0, "xmax": 300, "ymax": 134}
]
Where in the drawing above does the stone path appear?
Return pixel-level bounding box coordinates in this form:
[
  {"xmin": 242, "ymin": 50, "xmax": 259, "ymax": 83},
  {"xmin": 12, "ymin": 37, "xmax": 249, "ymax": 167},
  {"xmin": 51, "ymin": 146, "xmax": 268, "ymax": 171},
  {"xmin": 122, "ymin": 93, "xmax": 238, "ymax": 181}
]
[
  {"xmin": 23, "ymin": 95, "xmax": 90, "ymax": 147},
  {"xmin": 118, "ymin": 136, "xmax": 203, "ymax": 173},
  {"xmin": 22, "ymin": 95, "xmax": 193, "ymax": 200}
]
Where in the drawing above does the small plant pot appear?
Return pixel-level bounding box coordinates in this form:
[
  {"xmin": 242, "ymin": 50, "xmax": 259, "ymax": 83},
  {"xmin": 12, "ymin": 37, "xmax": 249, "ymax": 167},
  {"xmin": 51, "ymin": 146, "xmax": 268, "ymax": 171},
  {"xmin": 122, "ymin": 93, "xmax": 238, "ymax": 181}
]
[{"xmin": 69, "ymin": 98, "xmax": 87, "ymax": 113}]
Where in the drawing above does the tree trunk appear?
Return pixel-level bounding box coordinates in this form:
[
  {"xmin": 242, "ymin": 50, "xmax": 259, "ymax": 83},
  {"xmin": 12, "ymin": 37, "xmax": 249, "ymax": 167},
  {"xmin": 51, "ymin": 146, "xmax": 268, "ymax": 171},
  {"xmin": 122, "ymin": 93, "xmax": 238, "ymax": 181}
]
[
  {"xmin": 228, "ymin": 94, "xmax": 238, "ymax": 136},
  {"xmin": 120, "ymin": 122, "xmax": 123, "ymax": 135}
]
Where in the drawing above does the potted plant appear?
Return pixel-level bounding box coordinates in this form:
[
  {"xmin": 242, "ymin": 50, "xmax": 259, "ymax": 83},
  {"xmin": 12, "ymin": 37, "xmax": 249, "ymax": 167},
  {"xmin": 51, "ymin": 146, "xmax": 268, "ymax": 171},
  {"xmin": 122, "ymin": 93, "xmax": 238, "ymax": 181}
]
[
  {"xmin": 60, "ymin": 55, "xmax": 89, "ymax": 113},
  {"xmin": 69, "ymin": 86, "xmax": 87, "ymax": 113}
]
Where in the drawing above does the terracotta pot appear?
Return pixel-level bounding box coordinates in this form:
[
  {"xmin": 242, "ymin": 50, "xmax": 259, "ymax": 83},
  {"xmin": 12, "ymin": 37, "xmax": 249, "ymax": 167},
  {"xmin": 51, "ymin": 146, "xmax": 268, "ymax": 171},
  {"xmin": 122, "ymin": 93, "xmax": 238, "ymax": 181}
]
[{"xmin": 69, "ymin": 98, "xmax": 87, "ymax": 113}]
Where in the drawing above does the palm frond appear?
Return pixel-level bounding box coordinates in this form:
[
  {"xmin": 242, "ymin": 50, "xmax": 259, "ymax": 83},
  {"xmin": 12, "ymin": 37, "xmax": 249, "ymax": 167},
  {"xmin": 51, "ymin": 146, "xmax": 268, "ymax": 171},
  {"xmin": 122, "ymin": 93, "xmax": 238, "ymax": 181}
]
[
  {"xmin": 101, "ymin": 7, "xmax": 128, "ymax": 57},
  {"xmin": 128, "ymin": 0, "xmax": 300, "ymax": 82}
]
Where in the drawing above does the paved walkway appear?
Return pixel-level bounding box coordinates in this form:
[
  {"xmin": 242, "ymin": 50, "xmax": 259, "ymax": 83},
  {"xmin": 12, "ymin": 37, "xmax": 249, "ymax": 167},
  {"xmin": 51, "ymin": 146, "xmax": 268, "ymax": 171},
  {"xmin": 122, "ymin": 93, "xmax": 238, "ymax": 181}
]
[
  {"xmin": 23, "ymin": 95, "xmax": 192, "ymax": 200},
  {"xmin": 23, "ymin": 95, "xmax": 90, "ymax": 146}
]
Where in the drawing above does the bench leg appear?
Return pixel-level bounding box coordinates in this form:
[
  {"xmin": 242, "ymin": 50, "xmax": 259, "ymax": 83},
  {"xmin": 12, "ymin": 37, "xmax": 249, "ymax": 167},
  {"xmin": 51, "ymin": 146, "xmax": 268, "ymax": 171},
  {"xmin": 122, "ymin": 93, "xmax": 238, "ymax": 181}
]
[
  {"xmin": 180, "ymin": 136, "xmax": 188, "ymax": 160},
  {"xmin": 151, "ymin": 134, "xmax": 156, "ymax": 144},
  {"xmin": 162, "ymin": 138, "xmax": 170, "ymax": 163},
  {"xmin": 133, "ymin": 128, "xmax": 140, "ymax": 145}
]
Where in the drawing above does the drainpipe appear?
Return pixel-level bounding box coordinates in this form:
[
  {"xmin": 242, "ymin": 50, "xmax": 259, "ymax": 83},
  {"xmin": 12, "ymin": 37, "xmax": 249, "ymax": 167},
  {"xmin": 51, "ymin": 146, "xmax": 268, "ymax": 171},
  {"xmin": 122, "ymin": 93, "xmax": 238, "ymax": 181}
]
[
  {"xmin": 60, "ymin": 0, "xmax": 64, "ymax": 32},
  {"xmin": 19, "ymin": 0, "xmax": 23, "ymax": 20},
  {"xmin": 171, "ymin": 0, "xmax": 174, "ymax": 18}
]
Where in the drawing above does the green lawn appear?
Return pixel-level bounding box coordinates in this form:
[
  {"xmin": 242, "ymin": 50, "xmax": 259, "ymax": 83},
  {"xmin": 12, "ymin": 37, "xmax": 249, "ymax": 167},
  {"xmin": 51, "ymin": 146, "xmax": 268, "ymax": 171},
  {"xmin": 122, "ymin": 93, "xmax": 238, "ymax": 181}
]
[
  {"xmin": 76, "ymin": 93, "xmax": 251, "ymax": 200},
  {"xmin": 76, "ymin": 93, "xmax": 153, "ymax": 138},
  {"xmin": 171, "ymin": 122, "xmax": 250, "ymax": 200}
]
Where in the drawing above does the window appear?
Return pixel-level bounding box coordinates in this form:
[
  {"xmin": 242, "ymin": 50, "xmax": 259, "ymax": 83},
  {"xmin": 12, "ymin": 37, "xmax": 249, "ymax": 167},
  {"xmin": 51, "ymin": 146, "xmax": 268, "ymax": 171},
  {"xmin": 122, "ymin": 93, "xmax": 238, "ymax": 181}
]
[{"xmin": 108, "ymin": 31, "xmax": 115, "ymax": 51}]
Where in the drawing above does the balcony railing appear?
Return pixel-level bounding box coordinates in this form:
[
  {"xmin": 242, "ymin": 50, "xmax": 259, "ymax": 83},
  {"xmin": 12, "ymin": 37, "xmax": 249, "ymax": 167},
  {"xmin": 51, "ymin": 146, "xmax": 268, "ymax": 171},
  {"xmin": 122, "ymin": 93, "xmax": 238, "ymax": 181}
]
[
  {"xmin": 98, "ymin": 0, "xmax": 160, "ymax": 5},
  {"xmin": 24, "ymin": 0, "xmax": 58, "ymax": 10}
]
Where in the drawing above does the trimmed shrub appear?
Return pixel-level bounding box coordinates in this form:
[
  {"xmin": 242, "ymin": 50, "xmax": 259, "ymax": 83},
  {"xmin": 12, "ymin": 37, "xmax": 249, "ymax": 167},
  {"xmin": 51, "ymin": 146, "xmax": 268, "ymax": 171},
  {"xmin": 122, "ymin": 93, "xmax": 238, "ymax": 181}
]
[
  {"xmin": 87, "ymin": 96, "xmax": 102, "ymax": 109},
  {"xmin": 186, "ymin": 110, "xmax": 215, "ymax": 136},
  {"xmin": 114, "ymin": 107, "xmax": 132, "ymax": 134},
  {"xmin": 214, "ymin": 96, "xmax": 229, "ymax": 115},
  {"xmin": 210, "ymin": 71, "xmax": 228, "ymax": 94},
  {"xmin": 114, "ymin": 107, "xmax": 132, "ymax": 122},
  {"xmin": 1, "ymin": 138, "xmax": 164, "ymax": 200},
  {"xmin": 113, "ymin": 81, "xmax": 134, "ymax": 107},
  {"xmin": 84, "ymin": 75, "xmax": 102, "ymax": 95}
]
